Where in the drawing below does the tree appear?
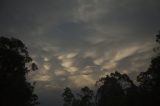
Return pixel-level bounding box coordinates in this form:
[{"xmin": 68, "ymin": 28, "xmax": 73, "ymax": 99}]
[
  {"xmin": 62, "ymin": 86, "xmax": 95, "ymax": 106},
  {"xmin": 62, "ymin": 87, "xmax": 75, "ymax": 106},
  {"xmin": 78, "ymin": 86, "xmax": 94, "ymax": 106},
  {"xmin": 96, "ymin": 72, "xmax": 137, "ymax": 106},
  {"xmin": 0, "ymin": 37, "xmax": 39, "ymax": 106},
  {"xmin": 137, "ymin": 31, "xmax": 160, "ymax": 105}
]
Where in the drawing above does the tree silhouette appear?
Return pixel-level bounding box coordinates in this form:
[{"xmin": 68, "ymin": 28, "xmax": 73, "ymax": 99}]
[
  {"xmin": 62, "ymin": 87, "xmax": 75, "ymax": 106},
  {"xmin": 78, "ymin": 86, "xmax": 94, "ymax": 106},
  {"xmin": 137, "ymin": 31, "xmax": 160, "ymax": 105},
  {"xmin": 0, "ymin": 37, "xmax": 39, "ymax": 106},
  {"xmin": 62, "ymin": 87, "xmax": 95, "ymax": 106},
  {"xmin": 96, "ymin": 72, "xmax": 137, "ymax": 106}
]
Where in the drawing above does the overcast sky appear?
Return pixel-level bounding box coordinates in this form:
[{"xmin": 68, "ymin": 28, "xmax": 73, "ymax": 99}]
[{"xmin": 1, "ymin": 0, "xmax": 160, "ymax": 106}]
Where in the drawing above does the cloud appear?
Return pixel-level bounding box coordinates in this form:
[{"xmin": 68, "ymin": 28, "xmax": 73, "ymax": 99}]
[
  {"xmin": 1, "ymin": 0, "xmax": 160, "ymax": 106},
  {"xmin": 69, "ymin": 75, "xmax": 96, "ymax": 88},
  {"xmin": 33, "ymin": 75, "xmax": 52, "ymax": 82},
  {"xmin": 54, "ymin": 70, "xmax": 66, "ymax": 76}
]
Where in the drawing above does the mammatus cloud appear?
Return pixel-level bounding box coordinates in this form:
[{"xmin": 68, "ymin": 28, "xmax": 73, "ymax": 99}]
[
  {"xmin": 30, "ymin": 42, "xmax": 153, "ymax": 88},
  {"xmin": 1, "ymin": 0, "xmax": 160, "ymax": 106}
]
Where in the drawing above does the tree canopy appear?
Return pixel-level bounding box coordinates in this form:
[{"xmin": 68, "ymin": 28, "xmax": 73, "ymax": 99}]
[
  {"xmin": 62, "ymin": 87, "xmax": 75, "ymax": 106},
  {"xmin": 0, "ymin": 37, "xmax": 39, "ymax": 106},
  {"xmin": 96, "ymin": 72, "xmax": 137, "ymax": 106},
  {"xmin": 137, "ymin": 31, "xmax": 160, "ymax": 105}
]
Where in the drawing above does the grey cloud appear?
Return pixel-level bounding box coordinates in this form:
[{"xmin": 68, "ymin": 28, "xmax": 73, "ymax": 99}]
[{"xmin": 1, "ymin": 0, "xmax": 160, "ymax": 106}]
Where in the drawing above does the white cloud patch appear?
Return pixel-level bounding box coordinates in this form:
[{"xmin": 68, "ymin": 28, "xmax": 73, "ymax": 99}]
[
  {"xmin": 33, "ymin": 75, "xmax": 52, "ymax": 82},
  {"xmin": 54, "ymin": 70, "xmax": 66, "ymax": 76},
  {"xmin": 61, "ymin": 60, "xmax": 73, "ymax": 68},
  {"xmin": 43, "ymin": 64, "xmax": 51, "ymax": 70},
  {"xmin": 113, "ymin": 46, "xmax": 139, "ymax": 61},
  {"xmin": 69, "ymin": 75, "xmax": 96, "ymax": 88},
  {"xmin": 44, "ymin": 57, "xmax": 50, "ymax": 62}
]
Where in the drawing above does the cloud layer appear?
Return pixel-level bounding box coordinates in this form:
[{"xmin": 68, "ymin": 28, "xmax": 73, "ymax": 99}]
[{"xmin": 1, "ymin": 0, "xmax": 160, "ymax": 106}]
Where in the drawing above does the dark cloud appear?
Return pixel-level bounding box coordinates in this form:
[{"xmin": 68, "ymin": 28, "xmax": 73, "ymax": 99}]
[{"xmin": 1, "ymin": 0, "xmax": 160, "ymax": 106}]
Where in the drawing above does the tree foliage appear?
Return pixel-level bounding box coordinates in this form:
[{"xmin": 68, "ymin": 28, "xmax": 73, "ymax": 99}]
[
  {"xmin": 62, "ymin": 87, "xmax": 95, "ymax": 106},
  {"xmin": 62, "ymin": 87, "xmax": 75, "ymax": 106},
  {"xmin": 96, "ymin": 72, "xmax": 137, "ymax": 106},
  {"xmin": 137, "ymin": 31, "xmax": 160, "ymax": 105},
  {"xmin": 78, "ymin": 86, "xmax": 94, "ymax": 106},
  {"xmin": 0, "ymin": 37, "xmax": 39, "ymax": 106}
]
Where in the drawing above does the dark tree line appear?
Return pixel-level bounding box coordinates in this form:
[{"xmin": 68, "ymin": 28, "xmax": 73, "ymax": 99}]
[
  {"xmin": 62, "ymin": 31, "xmax": 160, "ymax": 106},
  {"xmin": 62, "ymin": 87, "xmax": 95, "ymax": 106},
  {"xmin": 0, "ymin": 37, "xmax": 39, "ymax": 106}
]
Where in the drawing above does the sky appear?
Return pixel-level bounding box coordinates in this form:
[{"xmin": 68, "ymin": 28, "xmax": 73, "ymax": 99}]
[{"xmin": 0, "ymin": 0, "xmax": 160, "ymax": 106}]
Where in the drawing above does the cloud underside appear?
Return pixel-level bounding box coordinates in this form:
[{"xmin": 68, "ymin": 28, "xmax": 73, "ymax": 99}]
[
  {"xmin": 30, "ymin": 42, "xmax": 153, "ymax": 89},
  {"xmin": 1, "ymin": 0, "xmax": 160, "ymax": 105}
]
